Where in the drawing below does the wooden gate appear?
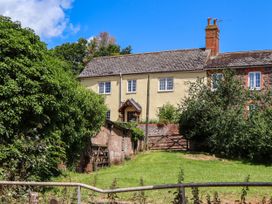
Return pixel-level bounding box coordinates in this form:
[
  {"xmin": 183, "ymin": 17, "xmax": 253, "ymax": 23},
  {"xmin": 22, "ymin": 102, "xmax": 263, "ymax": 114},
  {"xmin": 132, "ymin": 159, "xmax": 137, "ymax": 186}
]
[{"xmin": 148, "ymin": 134, "xmax": 188, "ymax": 151}]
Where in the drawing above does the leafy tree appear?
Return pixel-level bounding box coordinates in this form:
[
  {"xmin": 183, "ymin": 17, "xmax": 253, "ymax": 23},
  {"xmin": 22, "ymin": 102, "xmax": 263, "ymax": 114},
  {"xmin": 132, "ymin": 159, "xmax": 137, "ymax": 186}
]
[
  {"xmin": 179, "ymin": 69, "xmax": 272, "ymax": 163},
  {"xmin": 0, "ymin": 16, "xmax": 107, "ymax": 181},
  {"xmin": 52, "ymin": 38, "xmax": 88, "ymax": 75}
]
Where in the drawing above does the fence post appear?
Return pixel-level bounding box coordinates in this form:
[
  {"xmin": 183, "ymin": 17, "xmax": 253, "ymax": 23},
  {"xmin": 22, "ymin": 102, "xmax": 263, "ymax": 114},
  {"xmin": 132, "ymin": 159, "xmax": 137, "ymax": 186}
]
[
  {"xmin": 29, "ymin": 192, "xmax": 39, "ymax": 204},
  {"xmin": 77, "ymin": 186, "xmax": 81, "ymax": 204},
  {"xmin": 181, "ymin": 187, "xmax": 186, "ymax": 204}
]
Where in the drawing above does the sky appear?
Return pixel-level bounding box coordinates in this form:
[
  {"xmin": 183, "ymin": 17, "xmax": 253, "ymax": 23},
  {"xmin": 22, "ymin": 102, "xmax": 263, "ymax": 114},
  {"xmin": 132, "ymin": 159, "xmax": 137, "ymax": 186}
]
[{"xmin": 1, "ymin": 0, "xmax": 272, "ymax": 53}]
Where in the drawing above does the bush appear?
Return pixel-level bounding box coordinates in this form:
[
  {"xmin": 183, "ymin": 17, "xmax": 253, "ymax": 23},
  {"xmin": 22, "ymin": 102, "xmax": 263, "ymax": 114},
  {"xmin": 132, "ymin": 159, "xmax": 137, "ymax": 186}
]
[
  {"xmin": 0, "ymin": 16, "xmax": 107, "ymax": 181},
  {"xmin": 157, "ymin": 103, "xmax": 179, "ymax": 124},
  {"xmin": 179, "ymin": 69, "xmax": 272, "ymax": 163}
]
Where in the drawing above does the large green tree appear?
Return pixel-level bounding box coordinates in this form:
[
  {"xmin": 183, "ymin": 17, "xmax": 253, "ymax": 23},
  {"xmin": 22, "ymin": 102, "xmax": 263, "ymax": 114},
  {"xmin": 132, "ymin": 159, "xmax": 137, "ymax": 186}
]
[
  {"xmin": 0, "ymin": 16, "xmax": 107, "ymax": 181},
  {"xmin": 52, "ymin": 38, "xmax": 88, "ymax": 75}
]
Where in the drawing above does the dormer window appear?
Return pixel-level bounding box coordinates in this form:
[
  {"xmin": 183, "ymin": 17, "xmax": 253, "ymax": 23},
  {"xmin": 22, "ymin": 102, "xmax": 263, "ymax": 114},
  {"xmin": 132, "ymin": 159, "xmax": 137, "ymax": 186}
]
[{"xmin": 248, "ymin": 72, "xmax": 261, "ymax": 90}]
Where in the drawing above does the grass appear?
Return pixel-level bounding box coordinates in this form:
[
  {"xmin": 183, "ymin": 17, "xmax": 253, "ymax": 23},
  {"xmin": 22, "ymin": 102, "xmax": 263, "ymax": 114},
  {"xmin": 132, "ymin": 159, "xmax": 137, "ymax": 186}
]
[{"xmin": 55, "ymin": 151, "xmax": 272, "ymax": 203}]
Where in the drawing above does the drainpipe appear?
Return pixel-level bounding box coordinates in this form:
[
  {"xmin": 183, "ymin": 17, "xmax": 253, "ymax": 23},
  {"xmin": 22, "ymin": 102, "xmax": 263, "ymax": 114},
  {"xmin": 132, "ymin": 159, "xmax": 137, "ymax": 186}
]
[
  {"xmin": 119, "ymin": 73, "xmax": 123, "ymax": 120},
  {"xmin": 144, "ymin": 74, "xmax": 150, "ymax": 150}
]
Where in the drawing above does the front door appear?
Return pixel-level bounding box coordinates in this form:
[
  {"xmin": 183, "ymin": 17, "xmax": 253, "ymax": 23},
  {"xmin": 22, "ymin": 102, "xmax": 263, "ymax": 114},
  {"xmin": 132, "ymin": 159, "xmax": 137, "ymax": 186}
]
[{"xmin": 127, "ymin": 111, "xmax": 137, "ymax": 122}]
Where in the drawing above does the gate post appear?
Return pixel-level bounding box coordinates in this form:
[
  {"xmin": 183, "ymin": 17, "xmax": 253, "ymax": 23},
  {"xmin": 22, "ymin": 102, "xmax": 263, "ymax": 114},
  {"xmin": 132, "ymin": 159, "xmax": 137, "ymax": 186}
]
[{"xmin": 29, "ymin": 192, "xmax": 39, "ymax": 204}]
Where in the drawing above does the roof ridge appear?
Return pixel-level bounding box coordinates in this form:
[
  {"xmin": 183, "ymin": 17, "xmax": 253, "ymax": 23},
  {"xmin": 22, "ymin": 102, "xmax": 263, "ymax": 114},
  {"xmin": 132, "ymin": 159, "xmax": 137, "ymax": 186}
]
[
  {"xmin": 92, "ymin": 48, "xmax": 206, "ymax": 61},
  {"xmin": 220, "ymin": 49, "xmax": 272, "ymax": 55}
]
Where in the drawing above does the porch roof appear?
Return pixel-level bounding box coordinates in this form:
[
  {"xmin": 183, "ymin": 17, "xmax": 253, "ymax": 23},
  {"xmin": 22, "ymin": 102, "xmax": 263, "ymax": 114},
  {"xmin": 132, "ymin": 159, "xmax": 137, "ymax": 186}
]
[{"xmin": 119, "ymin": 98, "xmax": 142, "ymax": 113}]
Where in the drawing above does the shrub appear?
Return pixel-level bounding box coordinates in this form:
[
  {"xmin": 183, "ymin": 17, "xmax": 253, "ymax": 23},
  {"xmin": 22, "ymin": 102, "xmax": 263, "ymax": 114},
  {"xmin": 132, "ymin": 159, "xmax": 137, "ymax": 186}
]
[{"xmin": 157, "ymin": 103, "xmax": 179, "ymax": 124}]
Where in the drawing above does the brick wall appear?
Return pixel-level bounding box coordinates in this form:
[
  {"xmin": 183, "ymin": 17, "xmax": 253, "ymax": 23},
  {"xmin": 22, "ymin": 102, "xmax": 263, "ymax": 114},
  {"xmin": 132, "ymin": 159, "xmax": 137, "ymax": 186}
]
[{"xmin": 207, "ymin": 67, "xmax": 272, "ymax": 90}]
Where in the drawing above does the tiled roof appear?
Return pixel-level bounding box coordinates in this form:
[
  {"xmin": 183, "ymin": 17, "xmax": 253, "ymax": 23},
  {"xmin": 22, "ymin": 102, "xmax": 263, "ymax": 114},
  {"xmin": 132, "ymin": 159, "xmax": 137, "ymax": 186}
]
[
  {"xmin": 79, "ymin": 48, "xmax": 210, "ymax": 78},
  {"xmin": 206, "ymin": 50, "xmax": 272, "ymax": 69}
]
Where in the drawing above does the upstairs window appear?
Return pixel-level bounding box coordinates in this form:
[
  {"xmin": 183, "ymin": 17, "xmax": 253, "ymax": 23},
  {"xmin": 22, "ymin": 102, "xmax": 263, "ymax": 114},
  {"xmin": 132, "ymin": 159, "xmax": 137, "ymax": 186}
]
[
  {"xmin": 99, "ymin": 82, "xmax": 111, "ymax": 94},
  {"xmin": 127, "ymin": 80, "xmax": 137, "ymax": 93},
  {"xmin": 248, "ymin": 72, "xmax": 261, "ymax": 90},
  {"xmin": 159, "ymin": 77, "xmax": 173, "ymax": 91},
  {"xmin": 211, "ymin": 73, "xmax": 223, "ymax": 90}
]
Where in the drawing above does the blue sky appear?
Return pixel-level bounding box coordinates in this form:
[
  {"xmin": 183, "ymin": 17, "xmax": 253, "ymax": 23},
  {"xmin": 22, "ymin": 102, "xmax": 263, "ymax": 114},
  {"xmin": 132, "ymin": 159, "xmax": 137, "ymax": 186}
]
[{"xmin": 2, "ymin": 0, "xmax": 272, "ymax": 53}]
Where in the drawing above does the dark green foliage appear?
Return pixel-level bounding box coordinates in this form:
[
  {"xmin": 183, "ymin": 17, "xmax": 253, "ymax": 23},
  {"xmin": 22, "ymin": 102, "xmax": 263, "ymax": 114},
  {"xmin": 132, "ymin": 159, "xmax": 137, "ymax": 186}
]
[
  {"xmin": 120, "ymin": 45, "xmax": 132, "ymax": 55},
  {"xmin": 52, "ymin": 38, "xmax": 88, "ymax": 75},
  {"xmin": 179, "ymin": 69, "xmax": 272, "ymax": 163},
  {"xmin": 0, "ymin": 16, "xmax": 107, "ymax": 181},
  {"xmin": 158, "ymin": 103, "xmax": 179, "ymax": 124}
]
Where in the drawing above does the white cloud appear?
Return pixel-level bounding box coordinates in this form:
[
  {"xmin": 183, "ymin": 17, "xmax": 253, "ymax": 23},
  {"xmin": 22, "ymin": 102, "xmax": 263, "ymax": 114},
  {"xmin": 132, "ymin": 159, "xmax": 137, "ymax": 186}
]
[{"xmin": 0, "ymin": 0, "xmax": 79, "ymax": 38}]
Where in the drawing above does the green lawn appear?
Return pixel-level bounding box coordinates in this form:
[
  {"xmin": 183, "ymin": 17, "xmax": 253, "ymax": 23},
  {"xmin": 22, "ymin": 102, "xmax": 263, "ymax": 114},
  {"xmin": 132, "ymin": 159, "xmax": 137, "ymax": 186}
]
[{"xmin": 56, "ymin": 151, "xmax": 272, "ymax": 203}]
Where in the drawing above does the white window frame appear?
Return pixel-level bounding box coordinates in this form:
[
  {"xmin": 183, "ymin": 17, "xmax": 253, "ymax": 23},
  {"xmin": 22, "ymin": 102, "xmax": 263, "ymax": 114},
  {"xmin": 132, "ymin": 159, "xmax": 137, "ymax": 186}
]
[
  {"xmin": 127, "ymin": 79, "xmax": 137, "ymax": 93},
  {"xmin": 248, "ymin": 72, "xmax": 261, "ymax": 90},
  {"xmin": 98, "ymin": 81, "xmax": 111, "ymax": 94},
  {"xmin": 211, "ymin": 73, "xmax": 223, "ymax": 91},
  {"xmin": 106, "ymin": 110, "xmax": 111, "ymax": 120},
  {"xmin": 158, "ymin": 77, "xmax": 174, "ymax": 92}
]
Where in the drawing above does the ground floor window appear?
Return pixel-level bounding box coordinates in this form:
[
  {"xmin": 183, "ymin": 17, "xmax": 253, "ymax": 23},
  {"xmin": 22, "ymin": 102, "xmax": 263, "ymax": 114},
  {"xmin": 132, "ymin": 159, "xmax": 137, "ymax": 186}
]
[{"xmin": 106, "ymin": 110, "xmax": 111, "ymax": 120}]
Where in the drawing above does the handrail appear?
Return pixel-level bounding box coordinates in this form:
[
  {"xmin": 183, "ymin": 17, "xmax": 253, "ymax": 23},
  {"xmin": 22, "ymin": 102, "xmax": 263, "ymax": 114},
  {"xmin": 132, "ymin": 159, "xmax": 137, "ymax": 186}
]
[{"xmin": 0, "ymin": 181, "xmax": 272, "ymax": 194}]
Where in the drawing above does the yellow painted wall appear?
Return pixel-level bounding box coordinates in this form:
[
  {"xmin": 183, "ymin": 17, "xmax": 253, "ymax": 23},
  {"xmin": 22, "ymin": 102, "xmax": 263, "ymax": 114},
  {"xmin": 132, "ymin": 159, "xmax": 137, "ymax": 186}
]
[{"xmin": 80, "ymin": 71, "xmax": 206, "ymax": 121}]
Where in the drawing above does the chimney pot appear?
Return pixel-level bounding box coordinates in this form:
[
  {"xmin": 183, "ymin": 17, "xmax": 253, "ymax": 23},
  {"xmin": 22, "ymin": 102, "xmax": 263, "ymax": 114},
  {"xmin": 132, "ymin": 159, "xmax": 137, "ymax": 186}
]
[
  {"xmin": 213, "ymin": 19, "xmax": 217, "ymax": 25},
  {"xmin": 207, "ymin": 18, "xmax": 212, "ymax": 26}
]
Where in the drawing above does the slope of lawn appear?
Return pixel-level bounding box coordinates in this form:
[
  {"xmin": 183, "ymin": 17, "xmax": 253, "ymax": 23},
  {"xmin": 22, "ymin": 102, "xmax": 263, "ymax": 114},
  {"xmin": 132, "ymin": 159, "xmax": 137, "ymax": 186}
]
[{"xmin": 56, "ymin": 151, "xmax": 272, "ymax": 203}]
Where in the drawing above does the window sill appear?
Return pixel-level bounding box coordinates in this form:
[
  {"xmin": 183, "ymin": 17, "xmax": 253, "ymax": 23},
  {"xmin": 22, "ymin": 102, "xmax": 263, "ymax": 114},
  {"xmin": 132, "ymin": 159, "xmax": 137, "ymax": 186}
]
[
  {"xmin": 158, "ymin": 90, "xmax": 174, "ymax": 93},
  {"xmin": 99, "ymin": 93, "xmax": 111, "ymax": 95},
  {"xmin": 249, "ymin": 88, "xmax": 261, "ymax": 91},
  {"xmin": 126, "ymin": 92, "xmax": 137, "ymax": 94}
]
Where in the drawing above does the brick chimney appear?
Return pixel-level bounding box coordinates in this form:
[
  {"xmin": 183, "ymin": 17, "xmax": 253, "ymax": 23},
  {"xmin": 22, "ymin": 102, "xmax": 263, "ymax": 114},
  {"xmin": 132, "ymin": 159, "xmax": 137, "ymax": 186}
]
[{"xmin": 205, "ymin": 18, "xmax": 220, "ymax": 56}]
